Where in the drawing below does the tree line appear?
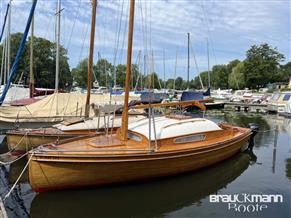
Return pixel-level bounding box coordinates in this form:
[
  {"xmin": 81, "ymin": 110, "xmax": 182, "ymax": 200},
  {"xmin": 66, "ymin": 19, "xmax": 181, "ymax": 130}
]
[
  {"xmin": 0, "ymin": 33, "xmax": 72, "ymax": 89},
  {"xmin": 1, "ymin": 33, "xmax": 290, "ymax": 90},
  {"xmin": 191, "ymin": 44, "xmax": 290, "ymax": 90}
]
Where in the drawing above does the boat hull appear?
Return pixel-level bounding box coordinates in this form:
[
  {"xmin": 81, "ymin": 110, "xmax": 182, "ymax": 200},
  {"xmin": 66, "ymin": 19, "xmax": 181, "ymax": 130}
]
[
  {"xmin": 6, "ymin": 132, "xmax": 81, "ymax": 151},
  {"xmin": 29, "ymin": 133, "xmax": 250, "ymax": 192}
]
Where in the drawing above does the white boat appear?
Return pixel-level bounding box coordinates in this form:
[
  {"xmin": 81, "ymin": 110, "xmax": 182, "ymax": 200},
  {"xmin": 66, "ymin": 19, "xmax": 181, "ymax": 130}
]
[
  {"xmin": 267, "ymin": 92, "xmax": 291, "ymax": 113},
  {"xmin": 230, "ymin": 89, "xmax": 265, "ymax": 103},
  {"xmin": 0, "ymin": 84, "xmax": 29, "ymax": 105},
  {"xmin": 211, "ymin": 89, "xmax": 232, "ymax": 100},
  {"xmin": 279, "ymin": 96, "xmax": 291, "ymax": 118}
]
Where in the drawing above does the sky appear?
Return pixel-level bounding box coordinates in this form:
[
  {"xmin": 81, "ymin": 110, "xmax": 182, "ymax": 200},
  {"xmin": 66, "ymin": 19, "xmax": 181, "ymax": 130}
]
[{"xmin": 0, "ymin": 0, "xmax": 290, "ymax": 81}]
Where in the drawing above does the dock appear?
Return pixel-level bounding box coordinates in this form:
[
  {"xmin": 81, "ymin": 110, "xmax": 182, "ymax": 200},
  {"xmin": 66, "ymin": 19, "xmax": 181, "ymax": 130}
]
[
  {"xmin": 224, "ymin": 102, "xmax": 267, "ymax": 113},
  {"xmin": 0, "ymin": 197, "xmax": 8, "ymax": 218}
]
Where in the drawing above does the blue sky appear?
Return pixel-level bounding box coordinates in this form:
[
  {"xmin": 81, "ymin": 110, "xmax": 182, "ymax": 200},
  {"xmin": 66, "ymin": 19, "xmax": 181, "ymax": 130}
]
[{"xmin": 0, "ymin": 0, "xmax": 290, "ymax": 81}]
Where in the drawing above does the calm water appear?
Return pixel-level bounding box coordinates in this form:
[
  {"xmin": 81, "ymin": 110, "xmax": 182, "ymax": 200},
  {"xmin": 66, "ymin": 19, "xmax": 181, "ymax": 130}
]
[{"xmin": 0, "ymin": 112, "xmax": 290, "ymax": 218}]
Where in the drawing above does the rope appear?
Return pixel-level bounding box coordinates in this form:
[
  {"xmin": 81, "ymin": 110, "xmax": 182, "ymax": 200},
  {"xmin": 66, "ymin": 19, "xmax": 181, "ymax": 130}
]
[
  {"xmin": 0, "ymin": 132, "xmax": 28, "ymax": 165},
  {"xmin": 3, "ymin": 152, "xmax": 34, "ymax": 201},
  {"xmin": 0, "ymin": 196, "xmax": 8, "ymax": 218},
  {"xmin": 0, "ymin": 152, "xmax": 28, "ymax": 166},
  {"xmin": 256, "ymin": 128, "xmax": 277, "ymax": 133}
]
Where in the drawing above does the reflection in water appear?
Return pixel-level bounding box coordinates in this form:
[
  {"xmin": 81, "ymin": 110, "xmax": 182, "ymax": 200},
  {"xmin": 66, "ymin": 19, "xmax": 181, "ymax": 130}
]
[
  {"xmin": 30, "ymin": 153, "xmax": 251, "ymax": 218},
  {"xmin": 211, "ymin": 112, "xmax": 272, "ymax": 148},
  {"xmin": 272, "ymin": 126, "xmax": 279, "ymax": 174},
  {"xmin": 1, "ymin": 158, "xmax": 34, "ymax": 218},
  {"xmin": 244, "ymin": 149, "xmax": 258, "ymax": 165},
  {"xmin": 286, "ymin": 158, "xmax": 291, "ymax": 181}
]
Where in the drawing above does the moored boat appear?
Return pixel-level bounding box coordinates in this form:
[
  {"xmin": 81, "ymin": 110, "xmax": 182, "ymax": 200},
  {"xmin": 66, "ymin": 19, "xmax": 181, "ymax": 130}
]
[
  {"xmin": 28, "ymin": 0, "xmax": 252, "ymax": 193},
  {"xmin": 279, "ymin": 96, "xmax": 291, "ymax": 118},
  {"xmin": 267, "ymin": 92, "xmax": 291, "ymax": 113},
  {"xmin": 29, "ymin": 116, "xmax": 251, "ymax": 192},
  {"xmin": 7, "ymin": 114, "xmax": 145, "ymax": 151}
]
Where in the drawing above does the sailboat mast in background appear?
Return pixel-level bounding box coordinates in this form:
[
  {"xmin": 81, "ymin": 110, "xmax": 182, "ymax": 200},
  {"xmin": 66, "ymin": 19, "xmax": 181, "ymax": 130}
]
[
  {"xmin": 55, "ymin": 0, "xmax": 61, "ymax": 93},
  {"xmin": 207, "ymin": 37, "xmax": 210, "ymax": 89},
  {"xmin": 7, "ymin": 0, "xmax": 11, "ymax": 79},
  {"xmin": 85, "ymin": 0, "xmax": 97, "ymax": 118},
  {"xmin": 187, "ymin": 32, "xmax": 190, "ymax": 90},
  {"xmin": 29, "ymin": 11, "xmax": 34, "ymax": 98}
]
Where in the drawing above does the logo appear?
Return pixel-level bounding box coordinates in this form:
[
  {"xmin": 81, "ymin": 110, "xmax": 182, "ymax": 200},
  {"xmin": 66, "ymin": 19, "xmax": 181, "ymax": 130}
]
[{"xmin": 209, "ymin": 194, "xmax": 283, "ymax": 213}]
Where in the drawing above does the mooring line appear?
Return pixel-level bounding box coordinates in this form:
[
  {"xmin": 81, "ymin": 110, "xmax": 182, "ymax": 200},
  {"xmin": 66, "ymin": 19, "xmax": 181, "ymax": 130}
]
[
  {"xmin": 3, "ymin": 152, "xmax": 34, "ymax": 201},
  {"xmin": 0, "ymin": 196, "xmax": 8, "ymax": 218},
  {"xmin": 0, "ymin": 132, "xmax": 29, "ymax": 165},
  {"xmin": 256, "ymin": 127, "xmax": 277, "ymax": 133}
]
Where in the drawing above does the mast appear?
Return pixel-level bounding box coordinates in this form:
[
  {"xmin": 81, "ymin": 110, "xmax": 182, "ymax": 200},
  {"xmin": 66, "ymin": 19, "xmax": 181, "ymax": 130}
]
[
  {"xmin": 29, "ymin": 13, "xmax": 34, "ymax": 98},
  {"xmin": 187, "ymin": 32, "xmax": 190, "ymax": 90},
  {"xmin": 7, "ymin": 0, "xmax": 11, "ymax": 79},
  {"xmin": 120, "ymin": 0, "xmax": 135, "ymax": 141},
  {"xmin": 163, "ymin": 48, "xmax": 166, "ymax": 90},
  {"xmin": 174, "ymin": 46, "xmax": 178, "ymax": 90},
  {"xmin": 0, "ymin": 0, "xmax": 37, "ymax": 105},
  {"xmin": 207, "ymin": 37, "xmax": 210, "ymax": 89},
  {"xmin": 55, "ymin": 0, "xmax": 61, "ymax": 93},
  {"xmin": 85, "ymin": 0, "xmax": 97, "ymax": 118}
]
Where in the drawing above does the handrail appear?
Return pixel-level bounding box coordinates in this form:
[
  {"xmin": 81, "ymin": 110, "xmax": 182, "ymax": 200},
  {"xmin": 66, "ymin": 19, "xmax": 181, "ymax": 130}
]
[{"xmin": 131, "ymin": 100, "xmax": 207, "ymax": 110}]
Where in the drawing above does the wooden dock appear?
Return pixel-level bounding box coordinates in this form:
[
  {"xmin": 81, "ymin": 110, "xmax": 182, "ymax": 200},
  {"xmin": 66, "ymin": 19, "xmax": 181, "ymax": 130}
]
[
  {"xmin": 0, "ymin": 197, "xmax": 8, "ymax": 218},
  {"xmin": 224, "ymin": 102, "xmax": 267, "ymax": 113}
]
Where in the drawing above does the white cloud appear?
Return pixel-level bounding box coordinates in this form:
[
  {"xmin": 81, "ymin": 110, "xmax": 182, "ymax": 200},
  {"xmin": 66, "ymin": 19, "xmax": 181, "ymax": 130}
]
[{"xmin": 0, "ymin": 0, "xmax": 289, "ymax": 79}]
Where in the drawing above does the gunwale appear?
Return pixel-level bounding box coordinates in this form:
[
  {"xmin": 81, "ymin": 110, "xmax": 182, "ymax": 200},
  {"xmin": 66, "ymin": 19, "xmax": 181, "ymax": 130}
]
[{"xmin": 30, "ymin": 126, "xmax": 251, "ymax": 162}]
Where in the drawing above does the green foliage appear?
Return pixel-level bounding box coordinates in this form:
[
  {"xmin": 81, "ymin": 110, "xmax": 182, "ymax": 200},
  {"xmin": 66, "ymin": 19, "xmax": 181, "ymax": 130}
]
[
  {"xmin": 228, "ymin": 62, "xmax": 245, "ymax": 89},
  {"xmin": 92, "ymin": 59, "xmax": 114, "ymax": 87},
  {"xmin": 71, "ymin": 58, "xmax": 88, "ymax": 87},
  {"xmin": 211, "ymin": 65, "xmax": 228, "ymax": 89},
  {"xmin": 192, "ymin": 44, "xmax": 286, "ymax": 90},
  {"xmin": 278, "ymin": 62, "xmax": 291, "ymax": 82},
  {"xmin": 0, "ymin": 32, "xmax": 72, "ymax": 89},
  {"xmin": 244, "ymin": 44, "xmax": 285, "ymax": 89}
]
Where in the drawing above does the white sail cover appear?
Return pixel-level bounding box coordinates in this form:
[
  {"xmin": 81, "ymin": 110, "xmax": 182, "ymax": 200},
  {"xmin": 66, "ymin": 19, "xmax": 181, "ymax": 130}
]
[
  {"xmin": 129, "ymin": 116, "xmax": 222, "ymax": 140},
  {"xmin": 0, "ymin": 93, "xmax": 139, "ymax": 123}
]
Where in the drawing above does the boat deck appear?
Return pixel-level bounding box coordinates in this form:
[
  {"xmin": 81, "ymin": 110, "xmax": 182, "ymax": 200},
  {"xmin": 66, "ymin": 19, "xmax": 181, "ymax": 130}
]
[{"xmin": 35, "ymin": 126, "xmax": 250, "ymax": 156}]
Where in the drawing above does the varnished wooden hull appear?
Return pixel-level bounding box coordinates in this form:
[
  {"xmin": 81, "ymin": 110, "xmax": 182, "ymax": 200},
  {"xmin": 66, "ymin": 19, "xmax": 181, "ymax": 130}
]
[
  {"xmin": 29, "ymin": 131, "xmax": 251, "ymax": 192},
  {"xmin": 30, "ymin": 153, "xmax": 251, "ymax": 218}
]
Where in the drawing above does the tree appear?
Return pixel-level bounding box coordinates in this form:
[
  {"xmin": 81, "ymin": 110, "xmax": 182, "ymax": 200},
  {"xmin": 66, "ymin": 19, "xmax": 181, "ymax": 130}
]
[
  {"xmin": 228, "ymin": 61, "xmax": 246, "ymax": 89},
  {"xmin": 93, "ymin": 59, "xmax": 114, "ymax": 87},
  {"xmin": 211, "ymin": 65, "xmax": 228, "ymax": 89},
  {"xmin": 244, "ymin": 44, "xmax": 285, "ymax": 88},
  {"xmin": 144, "ymin": 72, "xmax": 161, "ymax": 89},
  {"xmin": 71, "ymin": 58, "xmax": 88, "ymax": 87},
  {"xmin": 278, "ymin": 62, "xmax": 291, "ymax": 82},
  {"xmin": 0, "ymin": 33, "xmax": 72, "ymax": 89}
]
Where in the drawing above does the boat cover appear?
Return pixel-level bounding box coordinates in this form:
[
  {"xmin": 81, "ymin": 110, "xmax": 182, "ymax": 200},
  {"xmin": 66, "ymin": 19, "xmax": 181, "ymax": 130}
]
[{"xmin": 0, "ymin": 93, "xmax": 139, "ymax": 123}]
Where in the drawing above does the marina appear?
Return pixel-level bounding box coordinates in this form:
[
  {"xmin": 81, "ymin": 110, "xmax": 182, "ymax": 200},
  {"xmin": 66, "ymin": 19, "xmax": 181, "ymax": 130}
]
[
  {"xmin": 0, "ymin": 0, "xmax": 290, "ymax": 217},
  {"xmin": 0, "ymin": 112, "xmax": 290, "ymax": 217}
]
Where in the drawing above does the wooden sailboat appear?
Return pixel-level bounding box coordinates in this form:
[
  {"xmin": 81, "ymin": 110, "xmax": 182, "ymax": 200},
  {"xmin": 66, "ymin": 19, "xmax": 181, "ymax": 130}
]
[{"xmin": 28, "ymin": 0, "xmax": 252, "ymax": 192}]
